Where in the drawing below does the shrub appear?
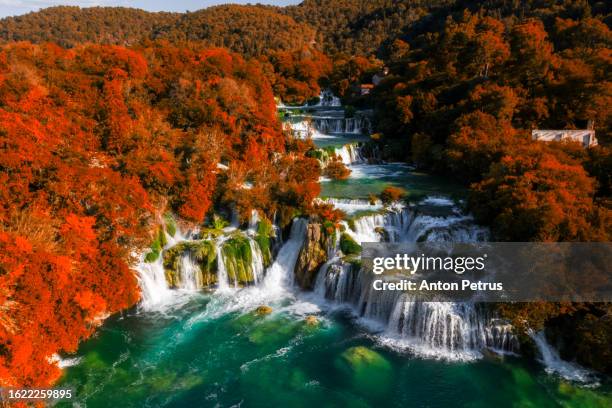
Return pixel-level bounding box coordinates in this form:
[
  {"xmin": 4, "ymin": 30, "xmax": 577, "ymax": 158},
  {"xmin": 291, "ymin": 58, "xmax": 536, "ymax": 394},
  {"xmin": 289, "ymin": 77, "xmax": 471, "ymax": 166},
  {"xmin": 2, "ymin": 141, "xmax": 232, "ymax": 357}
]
[
  {"xmin": 379, "ymin": 186, "xmax": 406, "ymax": 204},
  {"xmin": 340, "ymin": 233, "xmax": 361, "ymax": 255}
]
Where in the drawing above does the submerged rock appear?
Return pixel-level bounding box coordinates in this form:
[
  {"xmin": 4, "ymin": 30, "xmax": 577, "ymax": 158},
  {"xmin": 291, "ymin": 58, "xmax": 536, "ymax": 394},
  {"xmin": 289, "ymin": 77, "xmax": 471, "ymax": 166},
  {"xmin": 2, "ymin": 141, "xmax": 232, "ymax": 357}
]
[
  {"xmin": 335, "ymin": 346, "xmax": 392, "ymax": 396},
  {"xmin": 255, "ymin": 305, "xmax": 273, "ymax": 316},
  {"xmin": 338, "ymin": 346, "xmax": 390, "ymax": 370},
  {"xmin": 304, "ymin": 316, "xmax": 319, "ymax": 326}
]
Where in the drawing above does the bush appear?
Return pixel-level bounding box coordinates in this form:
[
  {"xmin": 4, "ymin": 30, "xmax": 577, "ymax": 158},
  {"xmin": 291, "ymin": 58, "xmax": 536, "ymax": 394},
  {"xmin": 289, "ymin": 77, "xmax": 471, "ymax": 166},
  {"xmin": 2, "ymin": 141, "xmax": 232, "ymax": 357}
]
[
  {"xmin": 340, "ymin": 233, "xmax": 361, "ymax": 255},
  {"xmin": 379, "ymin": 186, "xmax": 406, "ymax": 204},
  {"xmin": 325, "ymin": 159, "xmax": 351, "ymax": 180}
]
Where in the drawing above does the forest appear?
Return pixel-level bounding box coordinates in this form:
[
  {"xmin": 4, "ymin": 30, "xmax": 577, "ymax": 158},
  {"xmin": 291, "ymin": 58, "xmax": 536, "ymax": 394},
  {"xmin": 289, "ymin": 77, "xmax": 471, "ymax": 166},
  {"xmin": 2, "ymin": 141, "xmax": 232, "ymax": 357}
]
[
  {"xmin": 0, "ymin": 0, "xmax": 610, "ymax": 386},
  {"xmin": 0, "ymin": 42, "xmax": 323, "ymax": 386}
]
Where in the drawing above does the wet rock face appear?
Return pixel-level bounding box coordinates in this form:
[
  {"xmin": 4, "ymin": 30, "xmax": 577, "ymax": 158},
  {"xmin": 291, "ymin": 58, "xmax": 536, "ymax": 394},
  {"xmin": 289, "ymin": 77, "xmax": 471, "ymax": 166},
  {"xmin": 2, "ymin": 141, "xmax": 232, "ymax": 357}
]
[{"xmin": 294, "ymin": 223, "xmax": 331, "ymax": 290}]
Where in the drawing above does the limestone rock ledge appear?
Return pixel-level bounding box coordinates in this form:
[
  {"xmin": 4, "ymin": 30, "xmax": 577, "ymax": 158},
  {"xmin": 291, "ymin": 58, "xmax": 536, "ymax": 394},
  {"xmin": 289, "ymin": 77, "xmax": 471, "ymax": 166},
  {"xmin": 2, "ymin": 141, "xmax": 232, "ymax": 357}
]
[{"xmin": 294, "ymin": 222, "xmax": 334, "ymax": 289}]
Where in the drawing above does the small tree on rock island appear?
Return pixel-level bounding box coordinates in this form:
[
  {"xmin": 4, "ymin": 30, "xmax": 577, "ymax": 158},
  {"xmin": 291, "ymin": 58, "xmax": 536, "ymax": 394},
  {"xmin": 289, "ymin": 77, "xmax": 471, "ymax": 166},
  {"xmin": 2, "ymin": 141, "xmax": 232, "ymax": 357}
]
[
  {"xmin": 324, "ymin": 158, "xmax": 351, "ymax": 180},
  {"xmin": 379, "ymin": 186, "xmax": 406, "ymax": 205}
]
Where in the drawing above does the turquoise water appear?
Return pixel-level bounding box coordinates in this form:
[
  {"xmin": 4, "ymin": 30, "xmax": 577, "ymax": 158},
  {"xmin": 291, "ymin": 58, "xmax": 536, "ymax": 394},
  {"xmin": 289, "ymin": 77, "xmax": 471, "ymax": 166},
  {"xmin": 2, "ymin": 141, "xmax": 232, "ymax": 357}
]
[
  {"xmin": 57, "ymin": 294, "xmax": 611, "ymax": 407},
  {"xmin": 320, "ymin": 163, "xmax": 466, "ymax": 200}
]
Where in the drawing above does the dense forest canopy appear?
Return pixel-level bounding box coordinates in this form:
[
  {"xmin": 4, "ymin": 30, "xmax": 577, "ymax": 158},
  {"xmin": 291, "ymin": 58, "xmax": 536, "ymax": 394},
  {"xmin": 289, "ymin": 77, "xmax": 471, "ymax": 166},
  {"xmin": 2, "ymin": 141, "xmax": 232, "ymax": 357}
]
[
  {"xmin": 0, "ymin": 5, "xmax": 316, "ymax": 57},
  {"xmin": 0, "ymin": 42, "xmax": 321, "ymax": 386},
  {"xmin": 0, "ymin": 6, "xmax": 178, "ymax": 47},
  {"xmin": 152, "ymin": 5, "xmax": 316, "ymax": 57}
]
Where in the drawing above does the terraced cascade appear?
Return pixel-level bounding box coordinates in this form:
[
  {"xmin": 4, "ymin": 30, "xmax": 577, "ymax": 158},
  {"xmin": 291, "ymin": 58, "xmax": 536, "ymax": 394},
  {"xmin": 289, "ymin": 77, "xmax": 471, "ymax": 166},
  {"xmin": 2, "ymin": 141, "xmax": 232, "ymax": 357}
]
[{"xmin": 56, "ymin": 93, "xmax": 611, "ymax": 407}]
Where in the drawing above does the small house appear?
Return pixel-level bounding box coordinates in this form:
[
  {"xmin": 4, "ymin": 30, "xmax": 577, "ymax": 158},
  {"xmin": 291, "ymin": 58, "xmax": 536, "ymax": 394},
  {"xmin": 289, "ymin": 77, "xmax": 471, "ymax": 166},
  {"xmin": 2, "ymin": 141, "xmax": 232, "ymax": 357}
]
[
  {"xmin": 531, "ymin": 122, "xmax": 597, "ymax": 148},
  {"xmin": 359, "ymin": 84, "xmax": 374, "ymax": 95}
]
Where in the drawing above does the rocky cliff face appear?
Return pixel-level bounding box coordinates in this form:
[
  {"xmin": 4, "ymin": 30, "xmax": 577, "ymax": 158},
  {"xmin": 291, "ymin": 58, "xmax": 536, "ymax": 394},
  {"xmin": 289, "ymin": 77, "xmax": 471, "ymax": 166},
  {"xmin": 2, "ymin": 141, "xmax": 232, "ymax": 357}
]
[{"xmin": 294, "ymin": 222, "xmax": 334, "ymax": 289}]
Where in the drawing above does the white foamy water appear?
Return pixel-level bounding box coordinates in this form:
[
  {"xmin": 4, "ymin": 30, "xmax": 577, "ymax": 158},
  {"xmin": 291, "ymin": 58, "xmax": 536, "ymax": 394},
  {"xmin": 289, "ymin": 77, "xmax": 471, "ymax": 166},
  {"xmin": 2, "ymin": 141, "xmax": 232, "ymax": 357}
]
[
  {"xmin": 343, "ymin": 163, "xmax": 411, "ymax": 179},
  {"xmin": 419, "ymin": 196, "xmax": 455, "ymax": 206},
  {"xmin": 319, "ymin": 198, "xmax": 382, "ymax": 214},
  {"xmin": 334, "ymin": 144, "xmax": 364, "ymax": 164},
  {"xmin": 136, "ymin": 256, "xmax": 175, "ymax": 310},
  {"xmin": 186, "ymin": 219, "xmax": 310, "ymax": 324},
  {"xmin": 530, "ymin": 331, "xmax": 597, "ymax": 384}
]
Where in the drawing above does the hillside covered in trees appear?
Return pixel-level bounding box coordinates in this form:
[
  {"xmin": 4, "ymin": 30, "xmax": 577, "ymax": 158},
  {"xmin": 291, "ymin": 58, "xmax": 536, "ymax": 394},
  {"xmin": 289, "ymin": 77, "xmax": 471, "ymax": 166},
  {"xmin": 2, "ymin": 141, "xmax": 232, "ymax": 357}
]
[
  {"xmin": 0, "ymin": 42, "xmax": 322, "ymax": 386},
  {"xmin": 0, "ymin": 6, "xmax": 178, "ymax": 47},
  {"xmin": 0, "ymin": 5, "xmax": 316, "ymax": 57}
]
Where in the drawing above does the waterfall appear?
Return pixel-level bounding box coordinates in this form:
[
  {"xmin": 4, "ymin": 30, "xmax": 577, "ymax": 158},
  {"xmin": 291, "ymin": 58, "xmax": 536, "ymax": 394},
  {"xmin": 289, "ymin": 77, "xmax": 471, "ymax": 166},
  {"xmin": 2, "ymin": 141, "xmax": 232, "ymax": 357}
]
[
  {"xmin": 322, "ymin": 198, "xmax": 486, "ymax": 244},
  {"xmin": 135, "ymin": 256, "xmax": 174, "ymax": 310},
  {"xmin": 249, "ymin": 238, "xmax": 265, "ymax": 284},
  {"xmin": 384, "ymin": 297, "xmax": 517, "ymax": 358},
  {"xmin": 318, "ymin": 89, "xmax": 341, "ymax": 107},
  {"xmin": 178, "ymin": 254, "xmax": 202, "ymax": 291},
  {"xmin": 346, "ymin": 207, "xmax": 412, "ymax": 243},
  {"xmin": 310, "ymin": 196, "xmax": 517, "ymax": 360},
  {"xmin": 530, "ymin": 331, "xmax": 595, "ymax": 383},
  {"xmin": 247, "ymin": 209, "xmax": 259, "ymax": 233},
  {"xmin": 215, "ymin": 240, "xmax": 230, "ymax": 291},
  {"xmin": 319, "ymin": 198, "xmax": 383, "ymax": 214},
  {"xmin": 334, "ymin": 144, "xmax": 364, "ymax": 164},
  {"xmin": 261, "ymin": 218, "xmax": 307, "ymax": 294},
  {"xmin": 404, "ymin": 214, "xmax": 489, "ymax": 243},
  {"xmin": 314, "ymin": 263, "xmax": 518, "ymax": 360}
]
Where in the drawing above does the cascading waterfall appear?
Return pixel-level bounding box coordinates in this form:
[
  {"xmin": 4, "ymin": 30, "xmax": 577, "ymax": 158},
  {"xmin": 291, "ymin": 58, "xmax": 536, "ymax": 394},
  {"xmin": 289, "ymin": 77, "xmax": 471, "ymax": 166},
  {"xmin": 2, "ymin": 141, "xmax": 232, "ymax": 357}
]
[
  {"xmin": 178, "ymin": 253, "xmax": 202, "ymax": 291},
  {"xmin": 249, "ymin": 238, "xmax": 265, "ymax": 285},
  {"xmin": 261, "ymin": 218, "xmax": 307, "ymax": 294},
  {"xmin": 136, "ymin": 256, "xmax": 174, "ymax": 309},
  {"xmin": 215, "ymin": 239, "xmax": 230, "ymax": 291},
  {"xmin": 319, "ymin": 198, "xmax": 383, "ymax": 214},
  {"xmin": 313, "ymin": 197, "xmax": 516, "ymax": 359},
  {"xmin": 345, "ymin": 206, "xmax": 412, "ymax": 243},
  {"xmin": 247, "ymin": 209, "xmax": 260, "ymax": 232},
  {"xmin": 530, "ymin": 331, "xmax": 595, "ymax": 383},
  {"xmin": 383, "ymin": 296, "xmax": 518, "ymax": 358},
  {"xmin": 334, "ymin": 143, "xmax": 364, "ymax": 164},
  {"xmin": 136, "ymin": 215, "xmax": 308, "ymax": 311},
  {"xmin": 404, "ymin": 214, "xmax": 489, "ymax": 242},
  {"xmin": 312, "ymin": 117, "xmax": 366, "ymax": 135}
]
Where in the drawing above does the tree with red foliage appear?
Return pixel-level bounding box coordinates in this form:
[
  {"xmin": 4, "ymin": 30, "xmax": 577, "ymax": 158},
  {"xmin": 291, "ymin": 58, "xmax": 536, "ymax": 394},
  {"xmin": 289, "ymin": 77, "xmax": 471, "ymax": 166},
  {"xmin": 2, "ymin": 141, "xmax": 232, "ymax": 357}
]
[{"xmin": 0, "ymin": 41, "xmax": 321, "ymax": 387}]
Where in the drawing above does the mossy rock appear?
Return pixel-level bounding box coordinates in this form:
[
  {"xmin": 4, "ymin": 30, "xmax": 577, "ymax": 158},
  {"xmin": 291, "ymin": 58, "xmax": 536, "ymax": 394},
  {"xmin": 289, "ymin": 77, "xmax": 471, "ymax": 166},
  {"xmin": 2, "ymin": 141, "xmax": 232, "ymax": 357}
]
[
  {"xmin": 347, "ymin": 218, "xmax": 356, "ymax": 231},
  {"xmin": 163, "ymin": 213, "xmax": 177, "ymax": 237},
  {"xmin": 340, "ymin": 233, "xmax": 361, "ymax": 255},
  {"xmin": 335, "ymin": 346, "xmax": 392, "ymax": 397},
  {"xmin": 144, "ymin": 250, "xmax": 160, "ymax": 263},
  {"xmin": 212, "ymin": 214, "xmax": 229, "ymax": 230},
  {"xmin": 255, "ymin": 219, "xmax": 273, "ymax": 267},
  {"xmin": 343, "ymin": 255, "xmax": 362, "ymax": 271},
  {"xmin": 306, "ymin": 148, "xmax": 330, "ymax": 163},
  {"xmin": 144, "ymin": 226, "xmax": 168, "ymax": 263},
  {"xmin": 374, "ymin": 226, "xmax": 390, "ymax": 242},
  {"xmin": 222, "ymin": 235, "xmax": 255, "ymax": 285},
  {"xmin": 162, "ymin": 240, "xmax": 217, "ymax": 288}
]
